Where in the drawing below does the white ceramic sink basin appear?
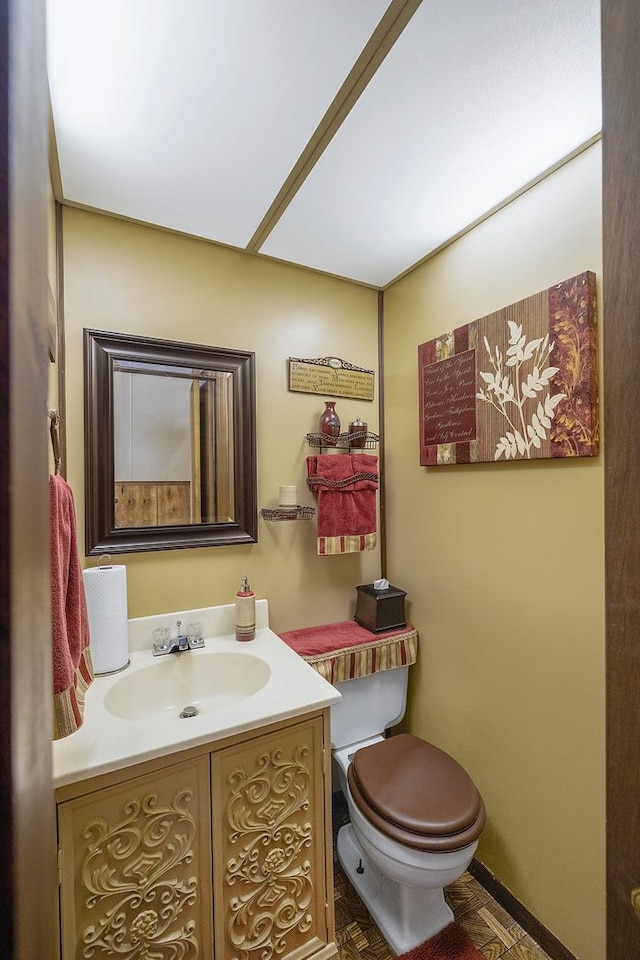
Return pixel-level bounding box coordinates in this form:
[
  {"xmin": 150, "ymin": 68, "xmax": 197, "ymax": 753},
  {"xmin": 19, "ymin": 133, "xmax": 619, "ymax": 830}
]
[
  {"xmin": 103, "ymin": 650, "xmax": 271, "ymax": 722},
  {"xmin": 53, "ymin": 610, "xmax": 343, "ymax": 788}
]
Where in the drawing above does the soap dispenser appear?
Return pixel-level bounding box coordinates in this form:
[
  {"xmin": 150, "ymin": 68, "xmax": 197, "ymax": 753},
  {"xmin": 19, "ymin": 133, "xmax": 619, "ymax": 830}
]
[{"xmin": 235, "ymin": 576, "xmax": 256, "ymax": 642}]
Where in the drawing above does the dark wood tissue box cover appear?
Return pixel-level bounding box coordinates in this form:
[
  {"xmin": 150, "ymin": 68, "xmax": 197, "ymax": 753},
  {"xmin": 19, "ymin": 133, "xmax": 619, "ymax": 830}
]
[{"xmin": 355, "ymin": 583, "xmax": 407, "ymax": 633}]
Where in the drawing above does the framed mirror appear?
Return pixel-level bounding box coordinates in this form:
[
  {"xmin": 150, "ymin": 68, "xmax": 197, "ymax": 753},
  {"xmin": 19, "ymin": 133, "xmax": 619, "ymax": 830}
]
[{"xmin": 84, "ymin": 329, "xmax": 257, "ymax": 554}]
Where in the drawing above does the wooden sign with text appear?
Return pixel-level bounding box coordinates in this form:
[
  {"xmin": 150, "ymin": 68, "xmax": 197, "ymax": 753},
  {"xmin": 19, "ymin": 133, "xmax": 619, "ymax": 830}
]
[
  {"xmin": 418, "ymin": 271, "xmax": 599, "ymax": 465},
  {"xmin": 288, "ymin": 356, "xmax": 374, "ymax": 401}
]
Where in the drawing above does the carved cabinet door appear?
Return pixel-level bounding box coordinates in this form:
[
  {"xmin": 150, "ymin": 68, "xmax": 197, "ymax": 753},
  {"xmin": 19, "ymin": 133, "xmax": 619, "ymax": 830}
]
[
  {"xmin": 57, "ymin": 756, "xmax": 213, "ymax": 960},
  {"xmin": 211, "ymin": 715, "xmax": 336, "ymax": 960}
]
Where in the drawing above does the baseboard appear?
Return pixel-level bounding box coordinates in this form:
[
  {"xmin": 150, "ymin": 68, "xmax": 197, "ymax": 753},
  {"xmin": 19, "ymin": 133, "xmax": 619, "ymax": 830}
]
[{"xmin": 468, "ymin": 859, "xmax": 577, "ymax": 960}]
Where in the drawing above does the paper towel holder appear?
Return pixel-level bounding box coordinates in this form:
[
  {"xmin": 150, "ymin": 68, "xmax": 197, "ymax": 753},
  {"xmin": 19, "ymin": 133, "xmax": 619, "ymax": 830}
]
[
  {"xmin": 83, "ymin": 560, "xmax": 131, "ymax": 675},
  {"xmin": 95, "ymin": 658, "xmax": 131, "ymax": 676}
]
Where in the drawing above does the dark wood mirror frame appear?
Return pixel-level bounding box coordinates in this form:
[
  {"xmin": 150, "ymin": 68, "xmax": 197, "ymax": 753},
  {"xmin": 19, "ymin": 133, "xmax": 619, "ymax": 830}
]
[{"xmin": 84, "ymin": 328, "xmax": 257, "ymax": 555}]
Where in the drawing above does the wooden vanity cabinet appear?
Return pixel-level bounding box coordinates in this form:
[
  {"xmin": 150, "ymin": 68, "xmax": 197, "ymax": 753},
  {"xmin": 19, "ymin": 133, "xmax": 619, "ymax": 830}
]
[
  {"xmin": 56, "ymin": 710, "xmax": 336, "ymax": 960},
  {"xmin": 212, "ymin": 715, "xmax": 335, "ymax": 960},
  {"xmin": 57, "ymin": 755, "xmax": 214, "ymax": 960}
]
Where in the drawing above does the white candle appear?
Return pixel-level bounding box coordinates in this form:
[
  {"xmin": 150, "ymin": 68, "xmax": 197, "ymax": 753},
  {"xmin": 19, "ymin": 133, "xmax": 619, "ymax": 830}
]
[{"xmin": 278, "ymin": 485, "xmax": 298, "ymax": 507}]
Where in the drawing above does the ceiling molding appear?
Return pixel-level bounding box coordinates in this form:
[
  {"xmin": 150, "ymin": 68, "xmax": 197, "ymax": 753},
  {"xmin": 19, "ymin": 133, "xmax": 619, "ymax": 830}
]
[
  {"xmin": 47, "ymin": 95, "xmax": 63, "ymax": 200},
  {"xmin": 246, "ymin": 0, "xmax": 423, "ymax": 252},
  {"xmin": 383, "ymin": 134, "xmax": 603, "ymax": 290}
]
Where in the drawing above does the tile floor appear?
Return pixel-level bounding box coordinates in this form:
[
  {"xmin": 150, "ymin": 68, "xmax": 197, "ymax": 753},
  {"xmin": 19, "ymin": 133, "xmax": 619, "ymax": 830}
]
[{"xmin": 332, "ymin": 794, "xmax": 553, "ymax": 960}]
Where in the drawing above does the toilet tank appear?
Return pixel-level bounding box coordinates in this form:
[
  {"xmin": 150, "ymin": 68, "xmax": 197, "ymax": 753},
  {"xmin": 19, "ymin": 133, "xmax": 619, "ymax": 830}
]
[{"xmin": 329, "ymin": 666, "xmax": 409, "ymax": 749}]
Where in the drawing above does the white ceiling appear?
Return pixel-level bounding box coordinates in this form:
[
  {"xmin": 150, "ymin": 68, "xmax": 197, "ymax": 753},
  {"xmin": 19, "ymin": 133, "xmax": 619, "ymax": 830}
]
[{"xmin": 47, "ymin": 0, "xmax": 602, "ymax": 289}]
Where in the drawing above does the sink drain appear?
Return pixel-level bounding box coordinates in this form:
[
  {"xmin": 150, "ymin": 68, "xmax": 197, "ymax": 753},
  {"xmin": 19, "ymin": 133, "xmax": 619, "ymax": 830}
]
[{"xmin": 180, "ymin": 705, "xmax": 198, "ymax": 718}]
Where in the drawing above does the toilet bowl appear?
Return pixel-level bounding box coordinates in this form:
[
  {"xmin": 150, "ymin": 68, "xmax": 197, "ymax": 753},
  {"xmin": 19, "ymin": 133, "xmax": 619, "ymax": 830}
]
[{"xmin": 331, "ymin": 670, "xmax": 485, "ymax": 954}]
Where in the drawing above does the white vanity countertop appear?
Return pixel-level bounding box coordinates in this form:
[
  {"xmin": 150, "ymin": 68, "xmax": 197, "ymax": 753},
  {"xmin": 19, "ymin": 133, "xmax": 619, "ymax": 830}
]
[{"xmin": 52, "ymin": 602, "xmax": 341, "ymax": 789}]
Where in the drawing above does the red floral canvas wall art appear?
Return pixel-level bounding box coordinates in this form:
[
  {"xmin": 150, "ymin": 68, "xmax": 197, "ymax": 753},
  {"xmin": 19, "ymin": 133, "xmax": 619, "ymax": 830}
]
[{"xmin": 418, "ymin": 271, "xmax": 599, "ymax": 465}]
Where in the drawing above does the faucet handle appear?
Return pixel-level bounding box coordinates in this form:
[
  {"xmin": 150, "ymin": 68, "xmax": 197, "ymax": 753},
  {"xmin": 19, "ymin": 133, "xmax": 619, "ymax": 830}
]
[
  {"xmin": 186, "ymin": 621, "xmax": 205, "ymax": 649},
  {"xmin": 152, "ymin": 625, "xmax": 173, "ymax": 655}
]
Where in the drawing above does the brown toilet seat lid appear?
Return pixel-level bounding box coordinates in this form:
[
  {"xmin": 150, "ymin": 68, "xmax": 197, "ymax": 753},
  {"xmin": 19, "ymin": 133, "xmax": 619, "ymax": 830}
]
[{"xmin": 348, "ymin": 733, "xmax": 485, "ymax": 852}]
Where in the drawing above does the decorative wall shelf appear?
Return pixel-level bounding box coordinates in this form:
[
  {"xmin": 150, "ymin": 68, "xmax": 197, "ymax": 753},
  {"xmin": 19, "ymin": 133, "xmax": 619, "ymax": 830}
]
[
  {"xmin": 261, "ymin": 506, "xmax": 316, "ymax": 522},
  {"xmin": 305, "ymin": 431, "xmax": 379, "ymax": 450}
]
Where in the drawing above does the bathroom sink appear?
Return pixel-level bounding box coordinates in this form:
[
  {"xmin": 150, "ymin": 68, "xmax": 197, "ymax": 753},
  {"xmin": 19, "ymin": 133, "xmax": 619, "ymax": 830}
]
[{"xmin": 103, "ymin": 651, "xmax": 271, "ymax": 722}]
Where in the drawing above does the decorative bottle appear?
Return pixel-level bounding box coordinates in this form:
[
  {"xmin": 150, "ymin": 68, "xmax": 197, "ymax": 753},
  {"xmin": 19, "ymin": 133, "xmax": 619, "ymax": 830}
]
[
  {"xmin": 319, "ymin": 401, "xmax": 340, "ymax": 446},
  {"xmin": 235, "ymin": 576, "xmax": 255, "ymax": 642}
]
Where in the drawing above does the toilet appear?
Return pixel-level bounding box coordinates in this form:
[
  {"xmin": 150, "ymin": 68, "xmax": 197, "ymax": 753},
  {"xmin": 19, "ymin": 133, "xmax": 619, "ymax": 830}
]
[{"xmin": 331, "ymin": 666, "xmax": 485, "ymax": 954}]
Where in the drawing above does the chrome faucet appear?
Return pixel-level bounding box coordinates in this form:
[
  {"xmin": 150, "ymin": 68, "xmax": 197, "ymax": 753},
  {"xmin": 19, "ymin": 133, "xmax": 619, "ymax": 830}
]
[{"xmin": 152, "ymin": 620, "xmax": 205, "ymax": 656}]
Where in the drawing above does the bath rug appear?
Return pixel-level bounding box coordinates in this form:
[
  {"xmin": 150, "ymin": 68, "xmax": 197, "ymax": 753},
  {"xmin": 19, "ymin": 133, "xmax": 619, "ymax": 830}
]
[{"xmin": 395, "ymin": 922, "xmax": 483, "ymax": 960}]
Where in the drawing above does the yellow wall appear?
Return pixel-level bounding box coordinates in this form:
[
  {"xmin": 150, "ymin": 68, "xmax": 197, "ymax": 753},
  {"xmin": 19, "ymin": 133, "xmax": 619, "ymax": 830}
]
[
  {"xmin": 62, "ymin": 207, "xmax": 381, "ymax": 630},
  {"xmin": 383, "ymin": 142, "xmax": 605, "ymax": 960}
]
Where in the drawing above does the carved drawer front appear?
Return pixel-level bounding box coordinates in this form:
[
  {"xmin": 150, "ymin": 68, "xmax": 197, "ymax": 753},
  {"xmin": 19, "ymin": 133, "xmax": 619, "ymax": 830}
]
[
  {"xmin": 211, "ymin": 717, "xmax": 334, "ymax": 960},
  {"xmin": 57, "ymin": 756, "xmax": 213, "ymax": 960}
]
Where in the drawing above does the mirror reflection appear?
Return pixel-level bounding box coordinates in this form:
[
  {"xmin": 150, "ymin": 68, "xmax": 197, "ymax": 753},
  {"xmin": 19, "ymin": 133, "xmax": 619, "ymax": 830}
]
[
  {"xmin": 84, "ymin": 329, "xmax": 257, "ymax": 554},
  {"xmin": 113, "ymin": 360, "xmax": 235, "ymax": 527}
]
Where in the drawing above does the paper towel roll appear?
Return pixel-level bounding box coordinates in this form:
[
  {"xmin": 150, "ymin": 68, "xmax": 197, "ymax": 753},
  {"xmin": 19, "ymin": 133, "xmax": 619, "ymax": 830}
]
[{"xmin": 83, "ymin": 564, "xmax": 130, "ymax": 674}]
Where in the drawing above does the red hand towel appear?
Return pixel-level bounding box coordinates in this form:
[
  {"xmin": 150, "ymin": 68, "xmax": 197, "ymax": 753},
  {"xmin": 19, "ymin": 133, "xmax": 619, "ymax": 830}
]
[
  {"xmin": 50, "ymin": 475, "xmax": 94, "ymax": 739},
  {"xmin": 306, "ymin": 454, "xmax": 379, "ymax": 555}
]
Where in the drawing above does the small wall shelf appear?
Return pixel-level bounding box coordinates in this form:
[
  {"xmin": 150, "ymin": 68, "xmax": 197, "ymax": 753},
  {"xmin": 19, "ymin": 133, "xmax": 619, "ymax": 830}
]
[
  {"xmin": 305, "ymin": 431, "xmax": 379, "ymax": 450},
  {"xmin": 261, "ymin": 506, "xmax": 316, "ymax": 522}
]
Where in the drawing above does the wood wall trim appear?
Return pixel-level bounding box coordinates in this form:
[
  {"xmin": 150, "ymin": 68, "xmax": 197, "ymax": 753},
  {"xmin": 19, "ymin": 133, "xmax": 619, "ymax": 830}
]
[
  {"xmin": 0, "ymin": 0, "xmax": 57, "ymax": 957},
  {"xmin": 468, "ymin": 860, "xmax": 577, "ymax": 960},
  {"xmin": 378, "ymin": 290, "xmax": 387, "ymax": 579},
  {"xmin": 602, "ymin": 0, "xmax": 640, "ymax": 956},
  {"xmin": 55, "ymin": 200, "xmax": 67, "ymax": 478}
]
